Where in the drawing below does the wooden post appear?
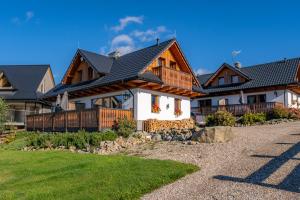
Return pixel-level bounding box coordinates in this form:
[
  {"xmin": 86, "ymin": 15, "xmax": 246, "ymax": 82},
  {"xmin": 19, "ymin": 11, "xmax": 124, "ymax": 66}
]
[
  {"xmin": 98, "ymin": 108, "xmax": 101, "ymax": 131},
  {"xmin": 52, "ymin": 114, "xmax": 55, "ymax": 132},
  {"xmin": 33, "ymin": 115, "xmax": 35, "ymax": 132},
  {"xmin": 42, "ymin": 114, "xmax": 45, "ymax": 132},
  {"xmin": 64, "ymin": 112, "xmax": 68, "ymax": 132},
  {"xmin": 79, "ymin": 111, "xmax": 82, "ymax": 130}
]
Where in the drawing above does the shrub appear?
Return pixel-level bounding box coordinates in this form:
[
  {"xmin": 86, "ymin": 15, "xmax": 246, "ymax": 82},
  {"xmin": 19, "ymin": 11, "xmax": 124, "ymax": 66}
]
[
  {"xmin": 267, "ymin": 107, "xmax": 290, "ymax": 119},
  {"xmin": 240, "ymin": 112, "xmax": 266, "ymax": 125},
  {"xmin": 26, "ymin": 130, "xmax": 118, "ymax": 149},
  {"xmin": 0, "ymin": 98, "xmax": 8, "ymax": 133},
  {"xmin": 205, "ymin": 110, "xmax": 236, "ymax": 126},
  {"xmin": 113, "ymin": 117, "xmax": 136, "ymax": 138},
  {"xmin": 287, "ymin": 108, "xmax": 300, "ymax": 119}
]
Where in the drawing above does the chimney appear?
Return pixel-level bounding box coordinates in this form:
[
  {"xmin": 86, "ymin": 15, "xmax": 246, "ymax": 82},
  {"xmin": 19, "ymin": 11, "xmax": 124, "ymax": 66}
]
[
  {"xmin": 156, "ymin": 38, "xmax": 160, "ymax": 46},
  {"xmin": 108, "ymin": 50, "xmax": 121, "ymax": 59},
  {"xmin": 234, "ymin": 61, "xmax": 242, "ymax": 69}
]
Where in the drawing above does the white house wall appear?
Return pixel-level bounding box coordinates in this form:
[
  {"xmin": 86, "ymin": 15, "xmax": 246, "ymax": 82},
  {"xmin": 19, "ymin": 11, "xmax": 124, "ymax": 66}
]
[
  {"xmin": 136, "ymin": 89, "xmax": 190, "ymax": 121},
  {"xmin": 192, "ymin": 89, "xmax": 300, "ymax": 108},
  {"xmin": 69, "ymin": 88, "xmax": 190, "ymax": 121}
]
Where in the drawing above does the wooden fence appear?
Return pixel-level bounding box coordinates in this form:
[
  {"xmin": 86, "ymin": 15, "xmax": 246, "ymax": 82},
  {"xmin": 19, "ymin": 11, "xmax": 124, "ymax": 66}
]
[{"xmin": 26, "ymin": 108, "xmax": 133, "ymax": 132}]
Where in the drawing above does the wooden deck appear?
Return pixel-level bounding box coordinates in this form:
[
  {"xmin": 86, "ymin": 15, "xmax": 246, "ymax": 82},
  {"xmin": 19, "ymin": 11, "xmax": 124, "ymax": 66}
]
[
  {"xmin": 191, "ymin": 102, "xmax": 283, "ymax": 116},
  {"xmin": 26, "ymin": 108, "xmax": 133, "ymax": 132},
  {"xmin": 152, "ymin": 66, "xmax": 192, "ymax": 90}
]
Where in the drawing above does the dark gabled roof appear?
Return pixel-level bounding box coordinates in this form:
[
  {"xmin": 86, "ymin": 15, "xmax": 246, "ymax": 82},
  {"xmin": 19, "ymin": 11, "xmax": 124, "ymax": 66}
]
[
  {"xmin": 204, "ymin": 63, "xmax": 250, "ymax": 87},
  {"xmin": 44, "ymin": 39, "xmax": 176, "ymax": 98},
  {"xmin": 0, "ymin": 65, "xmax": 50, "ymax": 100},
  {"xmin": 78, "ymin": 49, "xmax": 113, "ymax": 74},
  {"xmin": 198, "ymin": 57, "xmax": 300, "ymax": 94}
]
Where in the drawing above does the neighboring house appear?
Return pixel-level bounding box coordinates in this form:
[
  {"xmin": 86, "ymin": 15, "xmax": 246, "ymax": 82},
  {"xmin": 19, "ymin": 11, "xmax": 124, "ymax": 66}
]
[
  {"xmin": 0, "ymin": 65, "xmax": 55, "ymax": 127},
  {"xmin": 43, "ymin": 39, "xmax": 204, "ymax": 130},
  {"xmin": 191, "ymin": 58, "xmax": 300, "ymax": 116}
]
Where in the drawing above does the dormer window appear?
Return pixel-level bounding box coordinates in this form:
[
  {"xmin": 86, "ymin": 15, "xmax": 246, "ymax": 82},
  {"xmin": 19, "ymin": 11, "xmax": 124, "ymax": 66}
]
[
  {"xmin": 231, "ymin": 75, "xmax": 239, "ymax": 84},
  {"xmin": 218, "ymin": 77, "xmax": 225, "ymax": 85},
  {"xmin": 78, "ymin": 70, "xmax": 83, "ymax": 82},
  {"xmin": 158, "ymin": 57, "xmax": 166, "ymax": 67},
  {"xmin": 88, "ymin": 67, "xmax": 93, "ymax": 80},
  {"xmin": 170, "ymin": 61, "xmax": 176, "ymax": 69}
]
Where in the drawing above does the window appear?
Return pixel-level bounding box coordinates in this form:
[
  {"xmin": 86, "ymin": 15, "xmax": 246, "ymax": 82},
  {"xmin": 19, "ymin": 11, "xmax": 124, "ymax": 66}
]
[
  {"xmin": 75, "ymin": 102, "xmax": 85, "ymax": 110},
  {"xmin": 170, "ymin": 61, "xmax": 176, "ymax": 69},
  {"xmin": 198, "ymin": 99, "xmax": 212, "ymax": 107},
  {"xmin": 174, "ymin": 99, "xmax": 182, "ymax": 115},
  {"xmin": 218, "ymin": 98, "xmax": 229, "ymax": 106},
  {"xmin": 231, "ymin": 75, "xmax": 239, "ymax": 84},
  {"xmin": 218, "ymin": 77, "xmax": 225, "ymax": 85},
  {"xmin": 88, "ymin": 67, "xmax": 93, "ymax": 80},
  {"xmin": 151, "ymin": 95, "xmax": 160, "ymax": 113},
  {"xmin": 247, "ymin": 94, "xmax": 266, "ymax": 104},
  {"xmin": 91, "ymin": 94, "xmax": 130, "ymax": 109},
  {"xmin": 78, "ymin": 70, "xmax": 83, "ymax": 82},
  {"xmin": 158, "ymin": 58, "xmax": 166, "ymax": 67}
]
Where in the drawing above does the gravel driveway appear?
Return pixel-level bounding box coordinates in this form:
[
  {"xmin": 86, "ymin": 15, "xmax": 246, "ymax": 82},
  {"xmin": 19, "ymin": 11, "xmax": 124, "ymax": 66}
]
[{"xmin": 133, "ymin": 122, "xmax": 300, "ymax": 200}]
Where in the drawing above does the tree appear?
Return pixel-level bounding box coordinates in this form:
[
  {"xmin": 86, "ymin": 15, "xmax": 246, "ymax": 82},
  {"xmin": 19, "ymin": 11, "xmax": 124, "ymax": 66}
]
[{"xmin": 0, "ymin": 98, "xmax": 8, "ymax": 133}]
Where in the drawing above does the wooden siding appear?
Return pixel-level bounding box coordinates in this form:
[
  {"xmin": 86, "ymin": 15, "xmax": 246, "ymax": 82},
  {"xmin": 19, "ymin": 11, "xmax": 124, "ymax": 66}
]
[
  {"xmin": 209, "ymin": 67, "xmax": 246, "ymax": 87},
  {"xmin": 152, "ymin": 66, "xmax": 192, "ymax": 90},
  {"xmin": 191, "ymin": 102, "xmax": 283, "ymax": 116},
  {"xmin": 26, "ymin": 108, "xmax": 133, "ymax": 132}
]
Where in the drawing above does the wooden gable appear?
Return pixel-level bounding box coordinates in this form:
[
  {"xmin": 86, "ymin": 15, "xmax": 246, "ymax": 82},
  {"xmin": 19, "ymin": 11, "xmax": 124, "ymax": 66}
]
[
  {"xmin": 143, "ymin": 41, "xmax": 200, "ymax": 87},
  {"xmin": 62, "ymin": 51, "xmax": 100, "ymax": 85},
  {"xmin": 205, "ymin": 64, "xmax": 249, "ymax": 87},
  {"xmin": 0, "ymin": 72, "xmax": 12, "ymax": 88}
]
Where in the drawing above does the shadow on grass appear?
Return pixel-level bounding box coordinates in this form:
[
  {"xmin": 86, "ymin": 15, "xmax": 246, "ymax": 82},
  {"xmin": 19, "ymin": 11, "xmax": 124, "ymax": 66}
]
[{"xmin": 214, "ymin": 142, "xmax": 300, "ymax": 193}]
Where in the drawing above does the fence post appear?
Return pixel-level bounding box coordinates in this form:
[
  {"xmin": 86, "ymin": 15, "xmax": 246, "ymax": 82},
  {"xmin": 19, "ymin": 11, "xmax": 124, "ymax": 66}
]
[
  {"xmin": 52, "ymin": 114, "xmax": 55, "ymax": 132},
  {"xmin": 79, "ymin": 111, "xmax": 82, "ymax": 130},
  {"xmin": 42, "ymin": 114, "xmax": 45, "ymax": 132},
  {"xmin": 64, "ymin": 112, "xmax": 68, "ymax": 132},
  {"xmin": 98, "ymin": 108, "xmax": 101, "ymax": 131},
  {"xmin": 33, "ymin": 115, "xmax": 35, "ymax": 132}
]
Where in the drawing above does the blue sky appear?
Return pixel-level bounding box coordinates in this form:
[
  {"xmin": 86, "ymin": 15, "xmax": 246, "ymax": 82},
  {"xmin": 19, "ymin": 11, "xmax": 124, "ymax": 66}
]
[{"xmin": 1, "ymin": 0, "xmax": 300, "ymax": 83}]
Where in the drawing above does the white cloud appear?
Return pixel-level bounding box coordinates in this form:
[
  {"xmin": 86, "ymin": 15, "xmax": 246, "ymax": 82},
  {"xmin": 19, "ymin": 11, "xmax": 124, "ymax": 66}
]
[
  {"xmin": 195, "ymin": 68, "xmax": 211, "ymax": 75},
  {"xmin": 111, "ymin": 16, "xmax": 143, "ymax": 32},
  {"xmin": 131, "ymin": 26, "xmax": 168, "ymax": 42},
  {"xmin": 25, "ymin": 11, "xmax": 34, "ymax": 21},
  {"xmin": 110, "ymin": 34, "xmax": 135, "ymax": 55}
]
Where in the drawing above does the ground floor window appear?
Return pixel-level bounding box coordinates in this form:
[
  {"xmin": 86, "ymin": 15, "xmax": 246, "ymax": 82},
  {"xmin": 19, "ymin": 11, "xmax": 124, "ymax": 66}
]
[
  {"xmin": 198, "ymin": 99, "xmax": 212, "ymax": 107},
  {"xmin": 174, "ymin": 98, "xmax": 182, "ymax": 116},
  {"xmin": 247, "ymin": 94, "xmax": 266, "ymax": 104},
  {"xmin": 218, "ymin": 98, "xmax": 229, "ymax": 106},
  {"xmin": 151, "ymin": 95, "xmax": 160, "ymax": 113},
  {"xmin": 91, "ymin": 93, "xmax": 131, "ymax": 109}
]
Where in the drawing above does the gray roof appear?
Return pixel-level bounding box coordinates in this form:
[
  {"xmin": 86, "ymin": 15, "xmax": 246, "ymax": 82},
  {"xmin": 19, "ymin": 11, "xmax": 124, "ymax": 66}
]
[
  {"xmin": 78, "ymin": 49, "xmax": 113, "ymax": 74},
  {"xmin": 198, "ymin": 57, "xmax": 300, "ymax": 94},
  {"xmin": 0, "ymin": 65, "xmax": 50, "ymax": 100},
  {"xmin": 44, "ymin": 39, "xmax": 176, "ymax": 98}
]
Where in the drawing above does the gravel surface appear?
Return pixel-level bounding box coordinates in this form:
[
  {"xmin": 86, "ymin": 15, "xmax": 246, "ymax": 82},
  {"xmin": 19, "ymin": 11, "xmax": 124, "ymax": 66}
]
[{"xmin": 129, "ymin": 122, "xmax": 300, "ymax": 200}]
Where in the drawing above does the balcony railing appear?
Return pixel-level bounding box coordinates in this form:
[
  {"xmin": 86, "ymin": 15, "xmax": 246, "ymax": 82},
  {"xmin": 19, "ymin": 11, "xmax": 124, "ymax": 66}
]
[
  {"xmin": 191, "ymin": 102, "xmax": 283, "ymax": 116},
  {"xmin": 152, "ymin": 66, "xmax": 192, "ymax": 90}
]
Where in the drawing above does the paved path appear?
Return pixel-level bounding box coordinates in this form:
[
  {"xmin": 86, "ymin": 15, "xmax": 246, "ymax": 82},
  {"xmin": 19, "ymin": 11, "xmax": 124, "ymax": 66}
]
[{"xmin": 140, "ymin": 122, "xmax": 300, "ymax": 200}]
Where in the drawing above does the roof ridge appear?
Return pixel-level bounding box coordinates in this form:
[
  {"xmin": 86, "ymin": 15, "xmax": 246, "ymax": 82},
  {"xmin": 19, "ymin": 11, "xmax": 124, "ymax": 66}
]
[{"xmin": 241, "ymin": 56, "xmax": 300, "ymax": 69}]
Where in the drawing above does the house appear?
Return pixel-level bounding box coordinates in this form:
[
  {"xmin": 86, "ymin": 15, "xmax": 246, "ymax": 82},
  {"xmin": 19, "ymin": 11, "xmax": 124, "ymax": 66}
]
[
  {"xmin": 191, "ymin": 57, "xmax": 300, "ymax": 116},
  {"xmin": 41, "ymin": 39, "xmax": 204, "ymax": 130},
  {"xmin": 0, "ymin": 65, "xmax": 55, "ymax": 127}
]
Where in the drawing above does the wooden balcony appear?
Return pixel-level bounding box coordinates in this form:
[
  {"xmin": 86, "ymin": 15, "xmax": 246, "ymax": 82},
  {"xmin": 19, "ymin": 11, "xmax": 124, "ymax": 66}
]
[
  {"xmin": 26, "ymin": 108, "xmax": 133, "ymax": 132},
  {"xmin": 152, "ymin": 66, "xmax": 192, "ymax": 90},
  {"xmin": 191, "ymin": 102, "xmax": 283, "ymax": 116}
]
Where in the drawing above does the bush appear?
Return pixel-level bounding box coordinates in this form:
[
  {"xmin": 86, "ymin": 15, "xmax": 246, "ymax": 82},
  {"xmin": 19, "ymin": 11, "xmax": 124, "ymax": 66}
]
[
  {"xmin": 240, "ymin": 112, "xmax": 266, "ymax": 125},
  {"xmin": 0, "ymin": 98, "xmax": 8, "ymax": 133},
  {"xmin": 267, "ymin": 107, "xmax": 290, "ymax": 119},
  {"xmin": 287, "ymin": 108, "xmax": 300, "ymax": 119},
  {"xmin": 113, "ymin": 117, "xmax": 136, "ymax": 138},
  {"xmin": 26, "ymin": 130, "xmax": 118, "ymax": 149},
  {"xmin": 206, "ymin": 110, "xmax": 236, "ymax": 126}
]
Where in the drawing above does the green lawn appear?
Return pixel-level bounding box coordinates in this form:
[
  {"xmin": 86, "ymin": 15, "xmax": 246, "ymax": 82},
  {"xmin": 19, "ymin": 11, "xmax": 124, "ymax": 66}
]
[{"xmin": 0, "ymin": 150, "xmax": 198, "ymax": 200}]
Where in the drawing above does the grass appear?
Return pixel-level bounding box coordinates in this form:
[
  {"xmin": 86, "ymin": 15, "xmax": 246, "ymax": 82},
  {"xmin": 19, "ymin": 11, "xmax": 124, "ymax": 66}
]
[{"xmin": 0, "ymin": 149, "xmax": 198, "ymax": 200}]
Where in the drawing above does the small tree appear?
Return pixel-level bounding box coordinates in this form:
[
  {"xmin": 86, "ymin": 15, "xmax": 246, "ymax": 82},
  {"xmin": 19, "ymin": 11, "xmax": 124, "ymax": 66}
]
[{"xmin": 0, "ymin": 98, "xmax": 8, "ymax": 133}]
